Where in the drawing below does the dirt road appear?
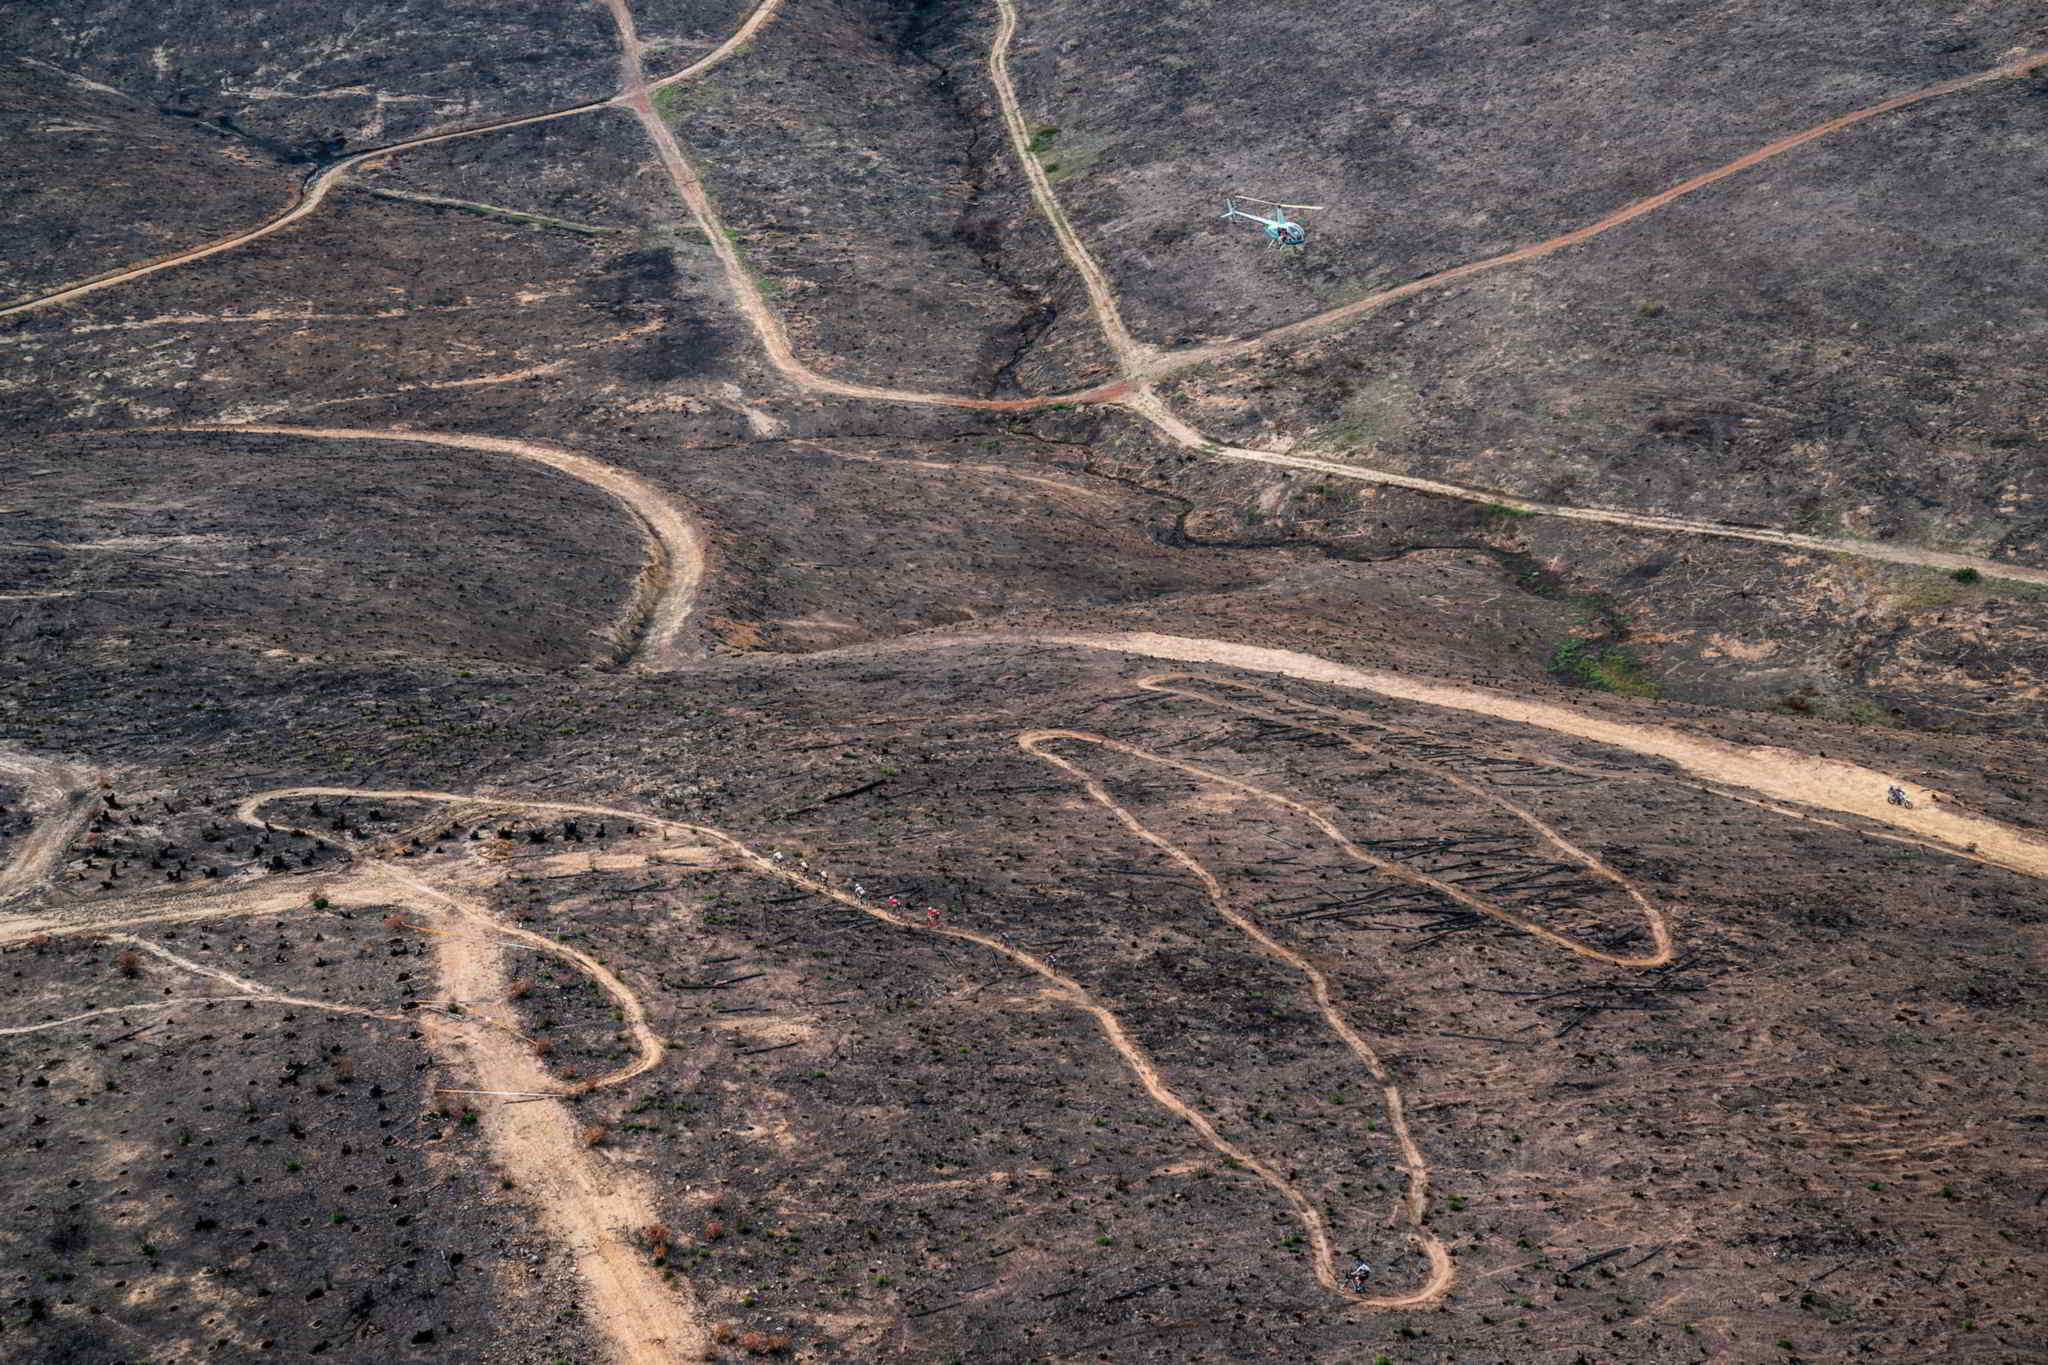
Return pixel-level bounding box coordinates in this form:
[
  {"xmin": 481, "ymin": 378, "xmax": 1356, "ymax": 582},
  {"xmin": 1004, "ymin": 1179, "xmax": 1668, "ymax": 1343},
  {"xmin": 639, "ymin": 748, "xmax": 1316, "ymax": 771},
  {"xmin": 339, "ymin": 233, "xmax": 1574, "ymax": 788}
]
[
  {"xmin": 645, "ymin": 0, "xmax": 788, "ymax": 92},
  {"xmin": 0, "ymin": 0, "xmax": 782, "ymax": 323},
  {"xmin": 21, "ymin": 4, "xmax": 2047, "ymax": 586},
  {"xmin": 236, "ymin": 781, "xmax": 1432, "ymax": 1306},
  {"xmin": 598, "ymin": 0, "xmax": 1073, "ymax": 412},
  {"xmin": 378, "ymin": 863, "xmax": 705, "ymax": 1365},
  {"xmin": 9, "ymin": 605, "xmax": 2047, "ymax": 1322},
  {"xmin": 1122, "ymin": 388, "xmax": 2048, "ymax": 589},
  {"xmin": 1213, "ymin": 45, "xmax": 2048, "ymax": 367},
  {"xmin": 1002, "ymin": 632, "xmax": 2048, "ymax": 881},
  {"xmin": 0, "ymin": 100, "xmax": 611, "ymax": 321},
  {"xmin": 987, "ymin": 0, "xmax": 1149, "ymax": 369},
  {"xmin": 164, "ymin": 423, "xmax": 707, "ymax": 668}
]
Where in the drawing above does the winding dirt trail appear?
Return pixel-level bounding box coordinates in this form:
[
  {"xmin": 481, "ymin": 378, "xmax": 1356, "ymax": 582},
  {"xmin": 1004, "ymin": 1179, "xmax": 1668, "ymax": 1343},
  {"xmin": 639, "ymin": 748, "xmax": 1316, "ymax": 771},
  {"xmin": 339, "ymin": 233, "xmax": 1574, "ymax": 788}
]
[
  {"xmin": 11, "ymin": 2, "xmax": 2048, "ymax": 1342},
  {"xmin": 162, "ymin": 423, "xmax": 706, "ymax": 668},
  {"xmin": 16, "ymin": 3, "xmax": 2045, "ymax": 586},
  {"xmin": 10, "ymin": 605, "xmax": 2048, "ymax": 1320},
  {"xmin": 0, "ymin": 750, "xmax": 101, "ymax": 906},
  {"xmin": 0, "ymin": 992, "xmax": 408, "ymax": 1037},
  {"xmin": 1121, "ymin": 389, "xmax": 2048, "ymax": 588},
  {"xmin": 231, "ymin": 784, "xmax": 1418, "ymax": 1305},
  {"xmin": 372, "ymin": 860, "xmax": 667, "ymax": 1092},
  {"xmin": 0, "ymin": 783, "xmax": 700, "ymax": 1363},
  {"xmin": 0, "ymin": 0, "xmax": 784, "ymax": 323},
  {"xmin": 1023, "ymin": 730, "xmax": 1459, "ymax": 1304},
  {"xmin": 965, "ymin": 632, "xmax": 2048, "ymax": 881},
  {"xmin": 610, "ymin": 0, "xmax": 2048, "ymax": 583},
  {"xmin": 1130, "ymin": 676, "xmax": 1673, "ymax": 965}
]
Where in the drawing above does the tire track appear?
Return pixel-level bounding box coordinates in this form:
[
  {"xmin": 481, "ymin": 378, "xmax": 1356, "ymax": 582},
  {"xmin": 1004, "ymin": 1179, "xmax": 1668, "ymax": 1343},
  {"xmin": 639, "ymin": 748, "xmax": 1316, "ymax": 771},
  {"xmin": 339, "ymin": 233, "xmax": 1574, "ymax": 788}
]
[
  {"xmin": 109, "ymin": 932, "xmax": 276, "ymax": 994},
  {"xmin": 0, "ymin": 992, "xmax": 408, "ymax": 1037},
  {"xmin": 0, "ymin": 874, "xmax": 372, "ymax": 948}
]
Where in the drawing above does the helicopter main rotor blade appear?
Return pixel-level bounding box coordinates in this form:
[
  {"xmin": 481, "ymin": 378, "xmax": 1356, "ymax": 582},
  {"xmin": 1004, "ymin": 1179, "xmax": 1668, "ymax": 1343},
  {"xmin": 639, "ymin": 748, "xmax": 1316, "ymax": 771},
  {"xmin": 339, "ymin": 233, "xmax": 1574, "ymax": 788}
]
[{"xmin": 1226, "ymin": 194, "xmax": 1327, "ymax": 212}]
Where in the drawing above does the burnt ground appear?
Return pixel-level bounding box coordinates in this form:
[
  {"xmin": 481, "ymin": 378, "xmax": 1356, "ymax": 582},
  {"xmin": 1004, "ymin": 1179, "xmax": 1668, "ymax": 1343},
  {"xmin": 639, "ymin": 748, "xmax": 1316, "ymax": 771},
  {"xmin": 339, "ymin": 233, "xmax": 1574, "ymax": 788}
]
[
  {"xmin": 0, "ymin": 61, "xmax": 292, "ymax": 307},
  {"xmin": 652, "ymin": 0, "xmax": 1114, "ymax": 396},
  {"xmin": 1, "ymin": 431, "xmax": 644, "ymax": 672},
  {"xmin": 1006, "ymin": 0, "xmax": 2048, "ymax": 344},
  {"xmin": 0, "ymin": 911, "xmax": 604, "ymax": 1364},
  {"xmin": 5, "ymin": 0, "xmax": 2048, "ymax": 1361},
  {"xmin": 0, "ymin": 0, "xmax": 622, "ymax": 156}
]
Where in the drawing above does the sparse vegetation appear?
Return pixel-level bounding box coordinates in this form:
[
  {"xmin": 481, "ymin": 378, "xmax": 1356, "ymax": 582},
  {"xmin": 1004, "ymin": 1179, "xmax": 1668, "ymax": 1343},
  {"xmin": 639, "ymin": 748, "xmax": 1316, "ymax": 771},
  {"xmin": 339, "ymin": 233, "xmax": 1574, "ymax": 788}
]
[
  {"xmin": 2, "ymin": 4, "xmax": 2042, "ymax": 1363},
  {"xmin": 1548, "ymin": 638, "xmax": 1661, "ymax": 697}
]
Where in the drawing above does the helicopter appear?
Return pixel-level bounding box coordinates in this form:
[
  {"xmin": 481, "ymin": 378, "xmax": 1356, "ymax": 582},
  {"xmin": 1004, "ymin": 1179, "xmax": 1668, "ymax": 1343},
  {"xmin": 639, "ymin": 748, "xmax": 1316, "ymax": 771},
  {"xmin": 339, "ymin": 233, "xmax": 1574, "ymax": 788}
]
[{"xmin": 1222, "ymin": 194, "xmax": 1322, "ymax": 247}]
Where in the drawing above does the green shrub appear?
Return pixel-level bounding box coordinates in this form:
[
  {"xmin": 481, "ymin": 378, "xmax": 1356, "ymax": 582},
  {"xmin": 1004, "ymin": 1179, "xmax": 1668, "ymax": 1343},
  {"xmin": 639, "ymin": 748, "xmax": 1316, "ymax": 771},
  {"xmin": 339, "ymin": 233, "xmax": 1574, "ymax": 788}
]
[{"xmin": 1549, "ymin": 640, "xmax": 1660, "ymax": 697}]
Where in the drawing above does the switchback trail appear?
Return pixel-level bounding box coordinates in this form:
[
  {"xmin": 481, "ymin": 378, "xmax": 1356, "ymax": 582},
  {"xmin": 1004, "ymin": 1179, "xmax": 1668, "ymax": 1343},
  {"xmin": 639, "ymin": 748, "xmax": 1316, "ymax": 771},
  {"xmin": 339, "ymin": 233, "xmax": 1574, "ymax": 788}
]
[
  {"xmin": 1128, "ymin": 675, "xmax": 1673, "ymax": 965},
  {"xmin": 235, "ymin": 784, "xmax": 1414, "ymax": 1306},
  {"xmin": 1023, "ymin": 730, "xmax": 1464, "ymax": 1305},
  {"xmin": 160, "ymin": 424, "xmax": 707, "ymax": 669},
  {"xmin": 940, "ymin": 632, "xmax": 2048, "ymax": 881},
  {"xmin": 10, "ymin": 610, "xmax": 2048, "ymax": 1318}
]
